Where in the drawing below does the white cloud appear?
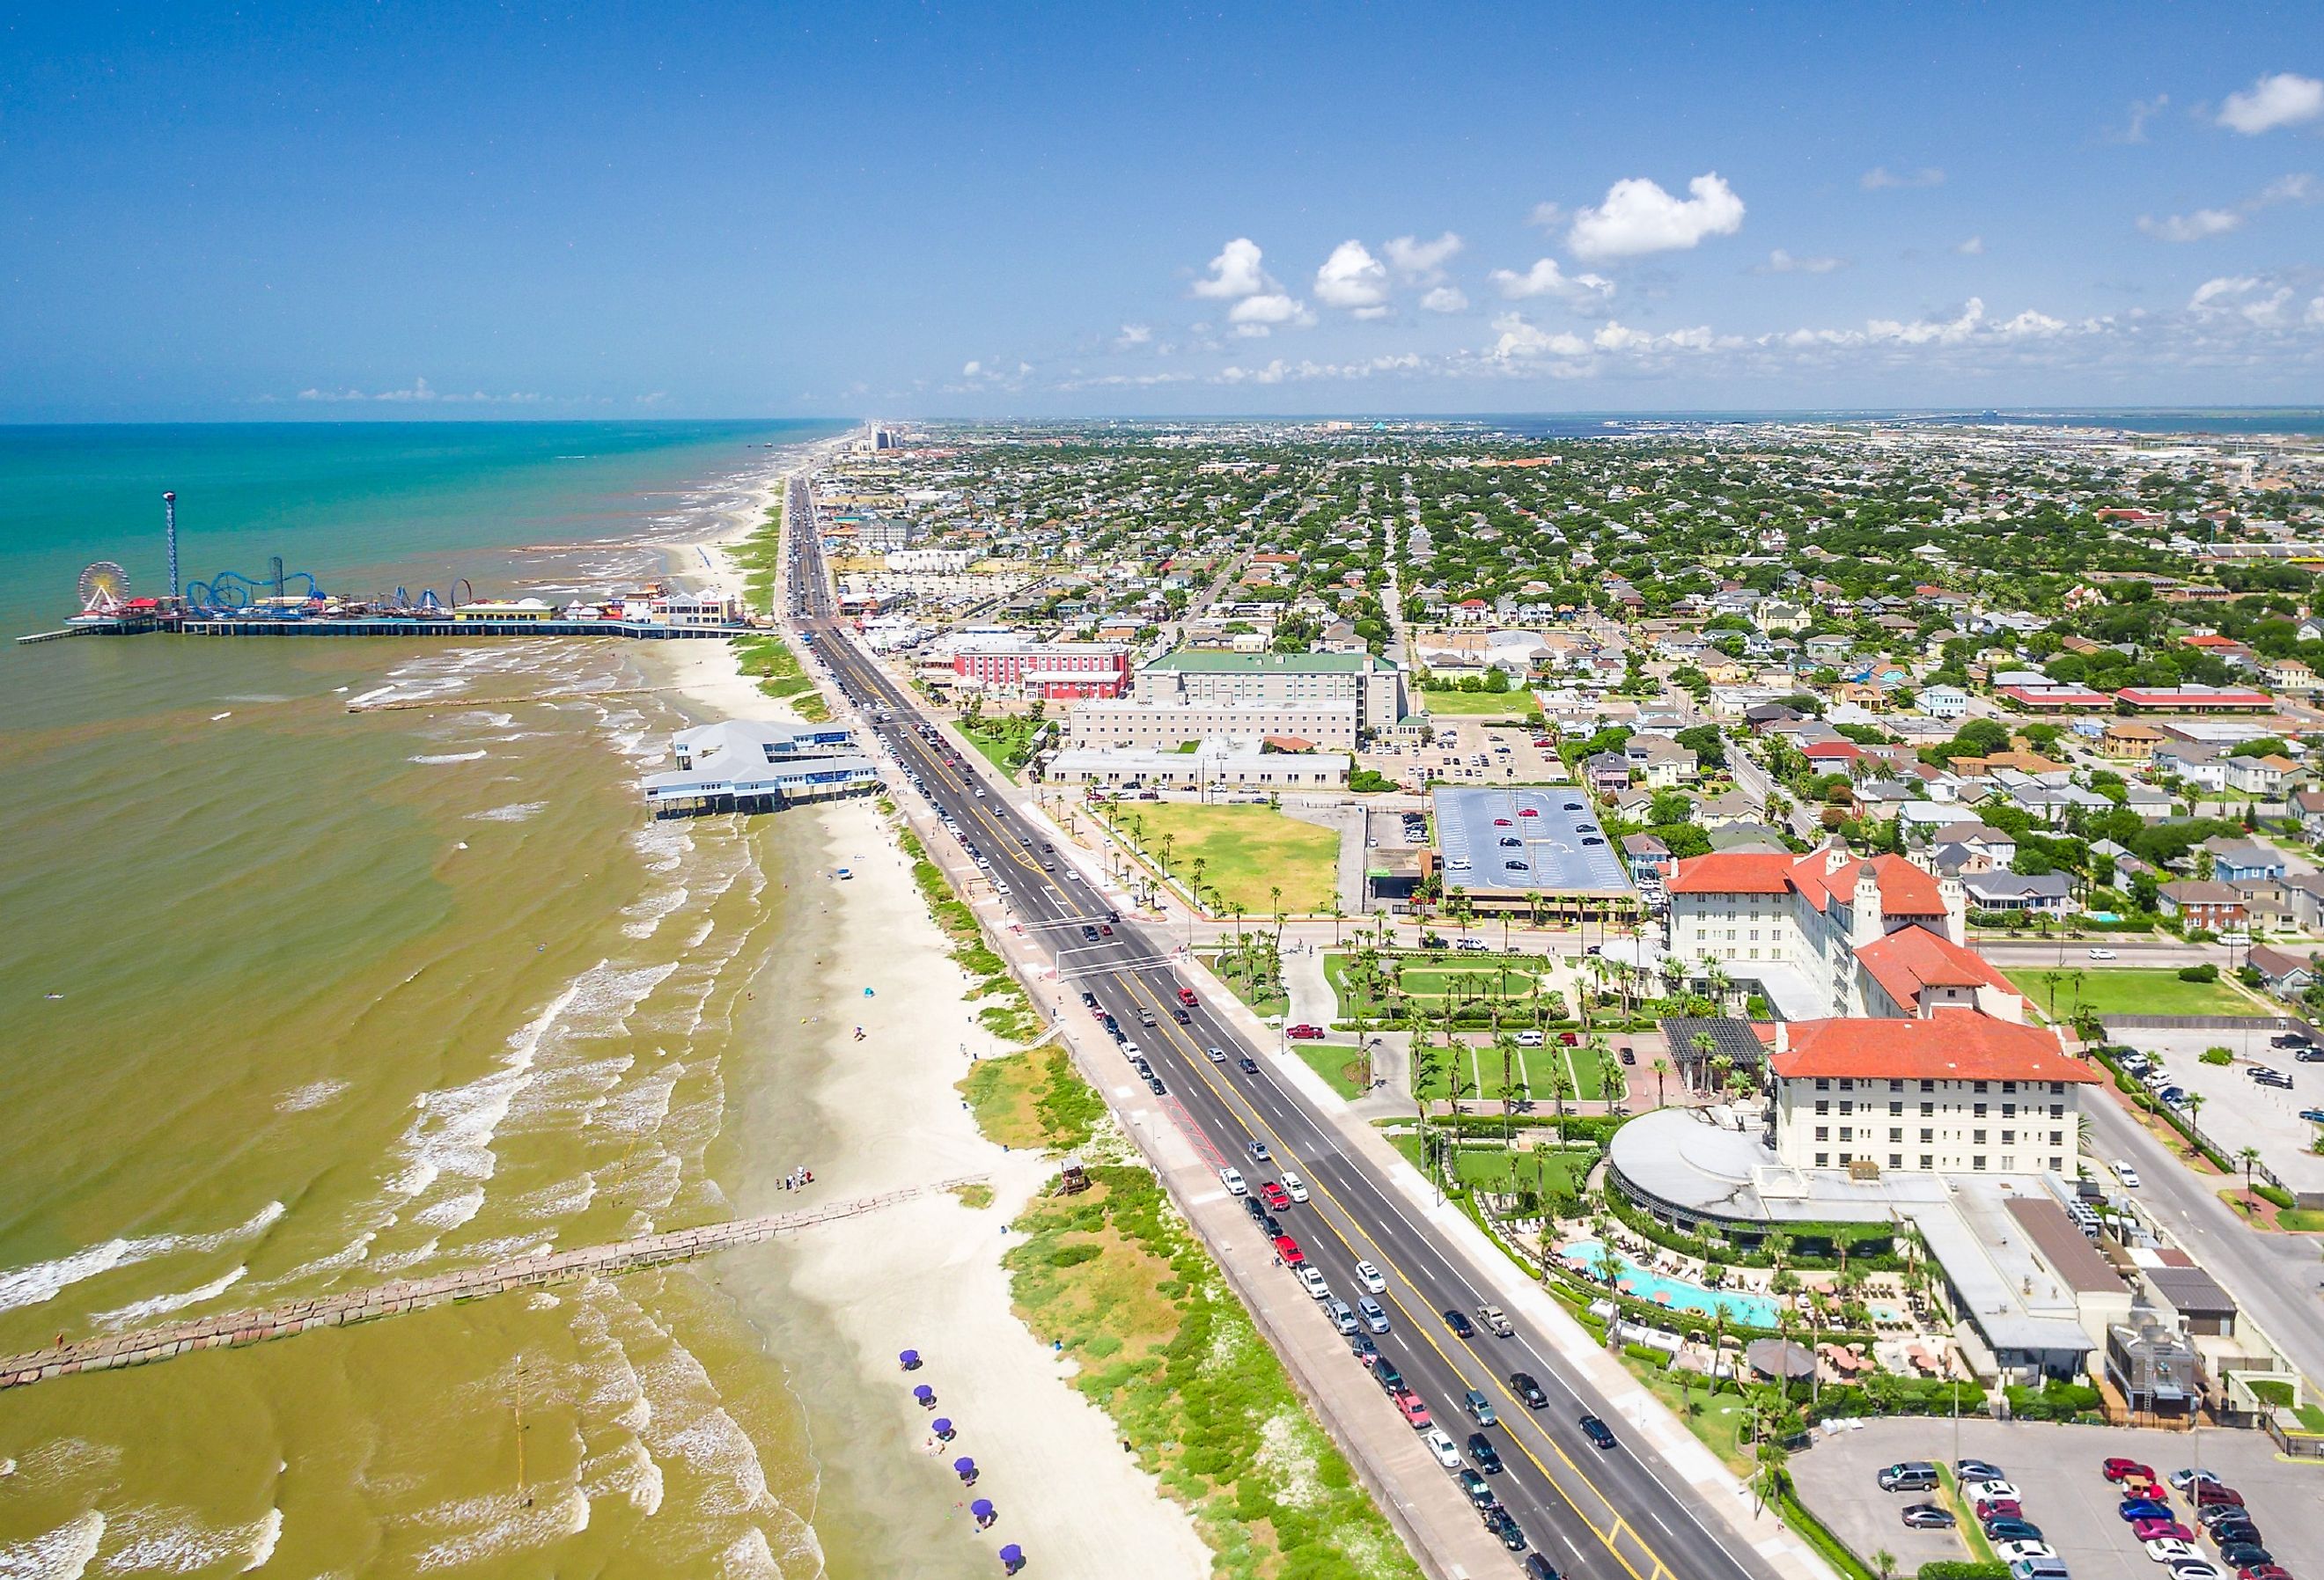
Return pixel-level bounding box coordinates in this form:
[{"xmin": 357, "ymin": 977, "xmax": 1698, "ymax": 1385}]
[
  {"xmin": 1866, "ymin": 298, "xmax": 1985, "ymax": 345},
  {"xmin": 1526, "ymin": 202, "xmax": 1566, "ymax": 230},
  {"xmin": 2140, "ymin": 208, "xmax": 2245, "ymax": 242},
  {"xmin": 2109, "ymin": 94, "xmax": 2169, "ymax": 143},
  {"xmin": 1115, "ymin": 324, "xmax": 1152, "ymax": 347},
  {"xmin": 1488, "ymin": 257, "xmax": 1615, "ymax": 302},
  {"xmin": 2190, "ymin": 275, "xmax": 2261, "ymax": 308},
  {"xmin": 2140, "ymin": 173, "xmax": 2319, "ymax": 241},
  {"xmin": 1490, "ymin": 313, "xmax": 1590, "ymax": 361},
  {"xmin": 1383, "ymin": 231, "xmax": 1463, "ymax": 281},
  {"xmin": 1191, "ymin": 237, "xmax": 1269, "ymax": 298},
  {"xmin": 1226, "ymin": 292, "xmax": 1314, "ymax": 335},
  {"xmin": 2188, "ymin": 275, "xmax": 2297, "ymax": 325},
  {"xmin": 1761, "ymin": 248, "xmax": 1846, "ymax": 274},
  {"xmin": 1313, "ymin": 240, "xmax": 1391, "ymax": 311},
  {"xmin": 1993, "ymin": 309, "xmax": 2068, "ymax": 338},
  {"xmin": 1567, "ymin": 173, "xmax": 1745, "ymax": 261},
  {"xmin": 1860, "ymin": 165, "xmax": 1946, "ymax": 190},
  {"xmin": 961, "ymin": 360, "xmax": 982, "ymax": 377},
  {"xmin": 295, "ymin": 377, "xmax": 543, "ymax": 404},
  {"xmin": 1419, "ymin": 284, "xmax": 1469, "ymax": 314},
  {"xmin": 1956, "ymin": 235, "xmax": 1985, "ymax": 255},
  {"xmin": 2311, "ymin": 295, "xmax": 2324, "ymax": 327},
  {"xmin": 2218, "ymin": 72, "xmax": 2324, "ymax": 135}
]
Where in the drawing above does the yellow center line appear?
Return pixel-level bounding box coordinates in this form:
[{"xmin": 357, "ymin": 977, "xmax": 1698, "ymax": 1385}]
[{"xmin": 1103, "ymin": 968, "xmax": 1661, "ymax": 1580}]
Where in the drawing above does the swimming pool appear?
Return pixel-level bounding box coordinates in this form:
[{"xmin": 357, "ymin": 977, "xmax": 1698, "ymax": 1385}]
[{"xmin": 1560, "ymin": 1238, "xmax": 1779, "ymax": 1327}]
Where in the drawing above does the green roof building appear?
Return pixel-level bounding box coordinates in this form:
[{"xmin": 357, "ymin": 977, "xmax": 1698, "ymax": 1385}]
[{"xmin": 1135, "ymin": 648, "xmax": 1406, "ymax": 734}]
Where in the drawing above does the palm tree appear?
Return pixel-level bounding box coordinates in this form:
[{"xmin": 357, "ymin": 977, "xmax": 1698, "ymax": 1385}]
[
  {"xmin": 1652, "ymin": 1055, "xmax": 1671, "ymax": 1111},
  {"xmin": 1872, "ymin": 1549, "xmax": 1897, "ymax": 1580},
  {"xmin": 1158, "ymin": 831, "xmax": 1175, "ymax": 877},
  {"xmin": 1328, "ymin": 899, "xmax": 1345, "ymax": 947},
  {"xmin": 1691, "ymin": 1030, "xmax": 1718, "ymax": 1091},
  {"xmin": 1269, "ymin": 883, "xmax": 1286, "ymax": 958},
  {"xmin": 1189, "ymin": 856, "xmax": 1208, "ymax": 916},
  {"xmin": 1498, "ymin": 1032, "xmax": 1519, "ymax": 1146},
  {"xmin": 2239, "ymin": 1144, "xmax": 2262, "ymax": 1207},
  {"xmin": 2183, "ymin": 1091, "xmax": 2206, "ymax": 1155},
  {"xmin": 1708, "ymin": 1051, "xmax": 1735, "ymax": 1095}
]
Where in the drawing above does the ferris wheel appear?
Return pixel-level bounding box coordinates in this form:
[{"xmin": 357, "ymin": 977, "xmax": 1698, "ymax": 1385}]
[{"xmin": 77, "ymin": 560, "xmax": 130, "ymax": 614}]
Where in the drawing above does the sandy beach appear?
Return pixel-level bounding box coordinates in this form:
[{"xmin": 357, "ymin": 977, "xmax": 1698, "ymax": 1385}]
[{"xmin": 644, "ymin": 533, "xmax": 1210, "ymax": 1578}]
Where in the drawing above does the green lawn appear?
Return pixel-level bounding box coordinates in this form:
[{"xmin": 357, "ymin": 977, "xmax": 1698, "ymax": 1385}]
[
  {"xmin": 950, "ymin": 716, "xmax": 1041, "ymax": 779},
  {"xmin": 1383, "ymin": 1133, "xmax": 1592, "ymax": 1195},
  {"xmin": 1126, "ymin": 802, "xmax": 1340, "ymax": 914},
  {"xmin": 2004, "ymin": 966, "xmax": 2260, "ymax": 1019},
  {"xmin": 1417, "ymin": 688, "xmax": 1541, "ymax": 718},
  {"xmin": 1324, "ymin": 952, "xmax": 1563, "ymax": 1020},
  {"xmin": 1293, "ymin": 1043, "xmax": 1372, "ymax": 1099},
  {"xmin": 1408, "ymin": 1039, "xmax": 1607, "ymax": 1102}
]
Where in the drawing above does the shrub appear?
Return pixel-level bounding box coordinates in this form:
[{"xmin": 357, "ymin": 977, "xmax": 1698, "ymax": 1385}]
[
  {"xmin": 1047, "ymin": 1242, "xmax": 1101, "ymax": 1268},
  {"xmin": 2201, "ymin": 1047, "xmax": 2234, "ymax": 1067},
  {"xmin": 1622, "ymin": 1342, "xmax": 1671, "ymax": 1366},
  {"xmin": 2179, "ymin": 963, "xmax": 2219, "ymax": 983},
  {"xmin": 1918, "ymin": 1564, "xmax": 2011, "ymax": 1580},
  {"xmin": 2255, "ymin": 1182, "xmax": 2295, "ymax": 1211}
]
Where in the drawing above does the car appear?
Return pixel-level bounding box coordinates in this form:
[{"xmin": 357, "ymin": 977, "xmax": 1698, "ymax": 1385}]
[
  {"xmin": 1557, "ymin": 1030, "xmax": 1580, "ymax": 1046},
  {"xmin": 1281, "ymin": 1172, "xmax": 1309, "ymax": 1203},
  {"xmin": 2134, "ymin": 1518, "xmax": 2195, "ymax": 1542},
  {"xmin": 2169, "ymin": 1468, "xmax": 2225, "ymax": 1493},
  {"xmin": 2107, "ymin": 1457, "xmax": 2160, "ymax": 1482},
  {"xmin": 1349, "ymin": 1333, "xmax": 1379, "ymax": 1366},
  {"xmin": 2234, "ymin": 1565, "xmax": 2291, "ymax": 1580},
  {"xmin": 1510, "ymin": 1372, "xmax": 1548, "ymax": 1409},
  {"xmin": 1219, "ymin": 1167, "xmax": 1247, "ymax": 1195},
  {"xmin": 1519, "ymin": 806, "xmax": 1539, "ymax": 817},
  {"xmin": 2166, "ymin": 1564, "xmax": 2226, "ymax": 1580},
  {"xmin": 1237, "ymin": 1056, "xmax": 1260, "ymax": 1075},
  {"xmin": 1136, "ymin": 1008, "xmax": 1157, "ymax": 1027},
  {"xmin": 2195, "ymin": 1503, "xmax": 2251, "ymax": 1530},
  {"xmin": 2120, "ymin": 1500, "xmax": 2173, "ymax": 1523},
  {"xmin": 1463, "ymin": 1388, "xmax": 1498, "ymax": 1427},
  {"xmin": 2090, "ymin": 947, "xmax": 2119, "ymax": 960},
  {"xmin": 1422, "ymin": 1427, "xmax": 1463, "ymax": 1468},
  {"xmin": 1297, "ymin": 1267, "xmax": 1329, "ymax": 1299},
  {"xmin": 1453, "ymin": 1465, "xmax": 1496, "ymax": 1506},
  {"xmin": 1355, "ymin": 1260, "xmax": 1386, "ymax": 1293},
  {"xmin": 1992, "ymin": 1541, "xmax": 2056, "ymax": 1564},
  {"xmin": 1285, "ymin": 1024, "xmax": 1325, "ymax": 1040},
  {"xmin": 1327, "ymin": 1298, "xmax": 1360, "ymax": 1336},
  {"xmin": 1901, "ymin": 1503, "xmax": 1954, "ymax": 1530},
  {"xmin": 1494, "ymin": 817, "xmax": 1513, "ymax": 827},
  {"xmin": 1619, "ymin": 1046, "xmax": 1636, "ymax": 1065},
  {"xmin": 1080, "ymin": 990, "xmax": 1098, "ymax": 1008},
  {"xmin": 1394, "ymin": 1390, "xmax": 1432, "ymax": 1429},
  {"xmin": 1177, "ymin": 988, "xmax": 1198, "ymax": 1007},
  {"xmin": 1578, "ymin": 1415, "xmax": 1615, "ymax": 1450},
  {"xmin": 1475, "ymin": 1303, "xmax": 1512, "ymax": 1336},
  {"xmin": 1259, "ymin": 1182, "xmax": 1291, "ymax": 1211},
  {"xmin": 1358, "ymin": 1297, "xmax": 1390, "ymax": 1334},
  {"xmin": 1984, "ymin": 1519, "xmax": 2044, "ymax": 1545},
  {"xmin": 1975, "ymin": 1497, "xmax": 2025, "ymax": 1523},
  {"xmin": 1172, "ymin": 1009, "xmax": 1190, "ymax": 1025},
  {"xmin": 1241, "ymin": 1195, "xmax": 1267, "ymax": 1224},
  {"xmin": 1467, "ymin": 1432, "xmax": 1504, "ymax": 1473},
  {"xmin": 1273, "ymin": 1235, "xmax": 1304, "ymax": 1267},
  {"xmin": 2210, "ymin": 1524, "xmax": 2267, "ymax": 1550},
  {"xmin": 2298, "ymin": 1049, "xmax": 2324, "ymax": 1063},
  {"xmin": 1516, "ymin": 1029, "xmax": 1545, "ymax": 1047},
  {"xmin": 2191, "ymin": 1487, "xmax": 2245, "ymax": 1511},
  {"xmin": 1965, "ymin": 1479, "xmax": 2022, "ymax": 1504},
  {"xmin": 1145, "ymin": 1075, "xmax": 1166, "ymax": 1095},
  {"xmin": 2300, "ymin": 1107, "xmax": 2324, "ymax": 1123},
  {"xmin": 1482, "ymin": 1506, "xmax": 1527, "ymax": 1551},
  {"xmin": 1248, "ymin": 1140, "xmax": 1272, "ymax": 1162},
  {"xmin": 2217, "ymin": 1547, "xmax": 2273, "ymax": 1572},
  {"xmin": 1955, "ymin": 1458, "xmax": 2007, "ymax": 1482},
  {"xmin": 1375, "ymin": 1360, "xmax": 1404, "ymax": 1393},
  {"xmin": 1442, "ymin": 1309, "xmax": 1475, "ymax": 1339},
  {"xmin": 2116, "ymin": 1163, "xmax": 2143, "ymax": 1188}
]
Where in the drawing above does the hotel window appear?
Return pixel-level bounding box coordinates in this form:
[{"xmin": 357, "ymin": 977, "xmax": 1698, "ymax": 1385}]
[
  {"xmin": 2001, "ymin": 1130, "xmax": 2016, "ymax": 1145},
  {"xmin": 2050, "ymin": 1130, "xmax": 2063, "ymax": 1146},
  {"xmin": 1920, "ymin": 1079, "xmax": 1935, "ymax": 1092},
  {"xmin": 1973, "ymin": 1129, "xmax": 1987, "ymax": 1145},
  {"xmin": 2049, "ymin": 1103, "xmax": 2065, "ymax": 1119},
  {"xmin": 1839, "ymin": 1127, "xmax": 1853, "ymax": 1142},
  {"xmin": 2002, "ymin": 1103, "xmax": 2016, "ymax": 1119},
  {"xmin": 1814, "ymin": 1078, "xmax": 1830, "ymax": 1091},
  {"xmin": 1973, "ymin": 1155, "xmax": 1987, "ymax": 1171},
  {"xmin": 1974, "ymin": 1081, "xmax": 1989, "ymax": 1093},
  {"xmin": 1919, "ymin": 1128, "xmax": 1933, "ymax": 1143},
  {"xmin": 2050, "ymin": 1155, "xmax": 2065, "ymax": 1172},
  {"xmin": 1888, "ymin": 1101, "xmax": 1903, "ymax": 1117},
  {"xmin": 1920, "ymin": 1154, "xmax": 1934, "ymax": 1170},
  {"xmin": 1815, "ymin": 1153, "xmax": 1829, "ymax": 1167},
  {"xmin": 1973, "ymin": 1103, "xmax": 1988, "ymax": 1119},
  {"xmin": 1890, "ymin": 1153, "xmax": 1903, "ymax": 1170},
  {"xmin": 1839, "ymin": 1100, "xmax": 1854, "ymax": 1115},
  {"xmin": 1888, "ymin": 1127, "xmax": 1902, "ymax": 1143},
  {"xmin": 1814, "ymin": 1099, "xmax": 1829, "ymax": 1116},
  {"xmin": 1919, "ymin": 1102, "xmax": 1934, "ymax": 1117}
]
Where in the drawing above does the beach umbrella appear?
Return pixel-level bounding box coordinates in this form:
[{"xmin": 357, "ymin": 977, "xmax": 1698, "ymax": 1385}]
[
  {"xmin": 998, "ymin": 1542, "xmax": 1024, "ymax": 1572},
  {"xmin": 970, "ymin": 1498, "xmax": 995, "ymax": 1521},
  {"xmin": 899, "ymin": 1349, "xmax": 921, "ymax": 1370},
  {"xmin": 931, "ymin": 1418, "xmax": 954, "ymax": 1440},
  {"xmin": 953, "ymin": 1456, "xmax": 977, "ymax": 1481},
  {"xmin": 913, "ymin": 1384, "xmax": 935, "ymax": 1404}
]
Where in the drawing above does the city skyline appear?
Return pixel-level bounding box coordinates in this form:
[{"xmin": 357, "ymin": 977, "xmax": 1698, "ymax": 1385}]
[{"xmin": 4, "ymin": 2, "xmax": 2320, "ymax": 419}]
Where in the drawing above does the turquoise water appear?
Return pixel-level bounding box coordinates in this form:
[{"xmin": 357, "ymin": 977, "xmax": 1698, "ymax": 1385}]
[
  {"xmin": 0, "ymin": 421, "xmax": 841, "ymax": 647},
  {"xmin": 1559, "ymin": 1238, "xmax": 1779, "ymax": 1326}
]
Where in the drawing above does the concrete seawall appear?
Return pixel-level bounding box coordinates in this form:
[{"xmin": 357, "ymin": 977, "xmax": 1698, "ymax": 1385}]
[{"xmin": 2, "ymin": 1175, "xmax": 985, "ymax": 1392}]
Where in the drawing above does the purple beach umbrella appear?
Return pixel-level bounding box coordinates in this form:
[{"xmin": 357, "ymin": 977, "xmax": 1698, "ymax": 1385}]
[
  {"xmin": 953, "ymin": 1456, "xmax": 976, "ymax": 1481},
  {"xmin": 931, "ymin": 1418, "xmax": 955, "ymax": 1439},
  {"xmin": 899, "ymin": 1349, "xmax": 921, "ymax": 1370},
  {"xmin": 970, "ymin": 1498, "xmax": 995, "ymax": 1520},
  {"xmin": 998, "ymin": 1542, "xmax": 1024, "ymax": 1572},
  {"xmin": 912, "ymin": 1384, "xmax": 935, "ymax": 1404}
]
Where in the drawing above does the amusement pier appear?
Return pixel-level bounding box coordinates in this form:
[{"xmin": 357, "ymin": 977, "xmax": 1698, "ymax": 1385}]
[{"xmin": 18, "ymin": 490, "xmax": 758, "ymax": 644}]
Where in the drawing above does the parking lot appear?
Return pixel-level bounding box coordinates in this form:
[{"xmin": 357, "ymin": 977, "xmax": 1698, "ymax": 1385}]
[
  {"xmin": 1357, "ymin": 718, "xmax": 1570, "ymax": 787},
  {"xmin": 2106, "ymin": 1025, "xmax": 2324, "ymax": 1199},
  {"xmin": 1794, "ymin": 1415, "xmax": 2323, "ymax": 1576}
]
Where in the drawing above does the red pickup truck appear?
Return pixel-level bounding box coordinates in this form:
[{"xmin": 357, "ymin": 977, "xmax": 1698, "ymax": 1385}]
[{"xmin": 1177, "ymin": 988, "xmax": 1198, "ymax": 1007}]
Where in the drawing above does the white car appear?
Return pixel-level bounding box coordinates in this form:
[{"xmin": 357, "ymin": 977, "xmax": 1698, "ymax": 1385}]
[
  {"xmin": 1516, "ymin": 1030, "xmax": 1545, "ymax": 1047},
  {"xmin": 1220, "ymin": 1167, "xmax": 1247, "ymax": 1195},
  {"xmin": 1298, "ymin": 1267, "xmax": 1330, "ymax": 1300},
  {"xmin": 2114, "ymin": 1159, "xmax": 2142, "ymax": 1188},
  {"xmin": 1281, "ymin": 1172, "xmax": 1310, "ymax": 1203},
  {"xmin": 2145, "ymin": 1538, "xmax": 2199, "ymax": 1564},
  {"xmin": 1421, "ymin": 1427, "xmax": 1463, "ymax": 1469},
  {"xmin": 2088, "ymin": 946, "xmax": 2118, "ymax": 960},
  {"xmin": 1992, "ymin": 1541, "xmax": 2054, "ymax": 1563},
  {"xmin": 1960, "ymin": 1479, "xmax": 2019, "ymax": 1504},
  {"xmin": 2167, "ymin": 1563, "xmax": 2226, "ymax": 1580},
  {"xmin": 1356, "ymin": 1260, "xmax": 1386, "ymax": 1293}
]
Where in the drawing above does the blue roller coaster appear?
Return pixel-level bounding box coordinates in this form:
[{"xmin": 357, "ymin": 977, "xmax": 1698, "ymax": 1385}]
[{"xmin": 184, "ymin": 555, "xmax": 326, "ymax": 614}]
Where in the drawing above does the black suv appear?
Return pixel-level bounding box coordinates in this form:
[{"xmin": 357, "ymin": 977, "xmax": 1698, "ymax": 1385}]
[
  {"xmin": 1467, "ymin": 1433, "xmax": 1504, "ymax": 1474},
  {"xmin": 1578, "ymin": 1414, "xmax": 1616, "ymax": 1450}
]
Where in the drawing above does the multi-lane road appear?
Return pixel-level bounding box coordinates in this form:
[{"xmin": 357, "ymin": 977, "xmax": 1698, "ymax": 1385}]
[{"xmin": 780, "ymin": 474, "xmax": 1783, "ymax": 1580}]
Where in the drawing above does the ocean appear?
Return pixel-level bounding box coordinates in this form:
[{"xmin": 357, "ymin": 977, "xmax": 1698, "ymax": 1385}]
[{"xmin": 0, "ymin": 422, "xmax": 958, "ymax": 1576}]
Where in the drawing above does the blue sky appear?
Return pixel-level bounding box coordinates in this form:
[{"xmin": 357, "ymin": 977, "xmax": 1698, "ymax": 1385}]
[{"xmin": 3, "ymin": 2, "xmax": 2320, "ymax": 418}]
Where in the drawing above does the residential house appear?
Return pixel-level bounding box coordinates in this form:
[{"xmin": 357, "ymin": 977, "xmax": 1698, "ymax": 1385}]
[
  {"xmin": 2155, "ymin": 880, "xmax": 2246, "ymax": 930},
  {"xmin": 2203, "ymin": 838, "xmax": 2286, "ymax": 884},
  {"xmin": 2264, "ymin": 657, "xmax": 2316, "ymax": 694},
  {"xmin": 1931, "ymin": 820, "xmax": 2017, "ymax": 864},
  {"xmin": 1625, "ymin": 734, "xmax": 1700, "ymax": 789},
  {"xmin": 2294, "ymin": 786, "xmax": 2324, "ymax": 844},
  {"xmin": 2224, "ymin": 753, "xmax": 2300, "ymax": 797},
  {"xmin": 1919, "ymin": 683, "xmax": 1972, "ymax": 721},
  {"xmin": 1962, "ymin": 871, "xmax": 2076, "ymax": 915},
  {"xmin": 2100, "ymin": 722, "xmax": 2166, "ymax": 761},
  {"xmin": 2151, "ymin": 741, "xmax": 2227, "ymax": 791},
  {"xmin": 1582, "ymin": 751, "xmax": 1632, "ymax": 796},
  {"xmin": 2122, "ymin": 783, "xmax": 2176, "ymax": 819},
  {"xmin": 1622, "ymin": 833, "xmax": 1674, "ymax": 882},
  {"xmin": 2243, "ymin": 944, "xmax": 2316, "ymax": 999}
]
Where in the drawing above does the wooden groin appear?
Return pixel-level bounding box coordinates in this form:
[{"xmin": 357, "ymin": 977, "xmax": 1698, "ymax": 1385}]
[{"xmin": 0, "ymin": 1174, "xmax": 986, "ymax": 1392}]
